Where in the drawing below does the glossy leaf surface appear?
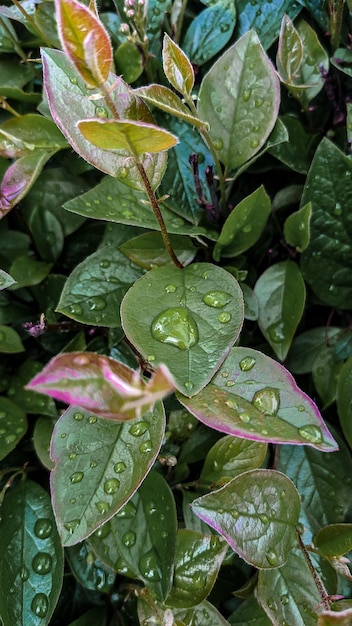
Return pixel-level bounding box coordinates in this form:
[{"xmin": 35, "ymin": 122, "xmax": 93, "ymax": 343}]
[
  {"xmin": 337, "ymin": 356, "xmax": 352, "ymax": 450},
  {"xmin": 135, "ymin": 84, "xmax": 205, "ymax": 129},
  {"xmin": 192, "ymin": 469, "xmax": 300, "ymax": 569},
  {"xmin": 119, "ymin": 232, "xmax": 196, "ymax": 269},
  {"xmin": 0, "ymin": 397, "xmax": 27, "ymax": 461},
  {"xmin": 284, "ymin": 202, "xmax": 312, "ymax": 252},
  {"xmin": 162, "ymin": 33, "xmax": 194, "ymax": 96},
  {"xmin": 182, "ymin": 0, "xmax": 236, "ymax": 66},
  {"xmin": 50, "ymin": 403, "xmax": 165, "ymax": 545},
  {"xmin": 313, "ymin": 524, "xmax": 352, "ymax": 557},
  {"xmin": 235, "ymin": 0, "xmax": 301, "ymax": 50},
  {"xmin": 200, "ymin": 435, "xmax": 267, "ymax": 485},
  {"xmin": 0, "ymin": 325, "xmax": 24, "ymax": 353},
  {"xmin": 121, "ymin": 263, "xmax": 244, "ymax": 395},
  {"xmin": 178, "ymin": 347, "xmax": 337, "ymax": 451}
]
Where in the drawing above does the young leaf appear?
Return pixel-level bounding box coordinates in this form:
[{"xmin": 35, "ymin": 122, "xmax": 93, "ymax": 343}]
[
  {"xmin": 50, "ymin": 403, "xmax": 165, "ymax": 545},
  {"xmin": 121, "ymin": 263, "xmax": 244, "ymax": 396},
  {"xmin": 197, "ymin": 30, "xmax": 280, "ymax": 171},
  {"xmin": 135, "ymin": 84, "xmax": 207, "ymax": 129},
  {"xmin": 26, "ymin": 352, "xmax": 175, "ymax": 420},
  {"xmin": 200, "ymin": 435, "xmax": 268, "ymax": 485},
  {"xmin": 284, "ymin": 201, "xmax": 312, "ymax": 252},
  {"xmin": 177, "ymin": 347, "xmax": 338, "ymax": 452},
  {"xmin": 276, "ymin": 14, "xmax": 303, "ymax": 84},
  {"xmin": 313, "ymin": 524, "xmax": 352, "ymax": 557},
  {"xmin": 191, "ymin": 469, "xmax": 301, "ymax": 569},
  {"xmin": 55, "ymin": 0, "xmax": 112, "ymax": 88},
  {"xmin": 162, "ymin": 33, "xmax": 194, "ymax": 96},
  {"xmin": 78, "ymin": 119, "xmax": 178, "ymax": 158}
]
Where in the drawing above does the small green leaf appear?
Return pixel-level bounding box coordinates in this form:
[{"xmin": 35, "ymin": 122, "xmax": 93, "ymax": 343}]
[
  {"xmin": 119, "ymin": 232, "xmax": 196, "ymax": 270},
  {"xmin": 276, "ymin": 14, "xmax": 303, "ymax": 84},
  {"xmin": 0, "ymin": 479, "xmax": 63, "ymax": 626},
  {"xmin": 197, "ymin": 30, "xmax": 280, "ymax": 171},
  {"xmin": 286, "ymin": 327, "xmax": 342, "ymax": 375},
  {"xmin": 162, "ymin": 33, "xmax": 194, "ymax": 96},
  {"xmin": 284, "ymin": 202, "xmax": 312, "ymax": 252},
  {"xmin": 0, "ymin": 270, "xmax": 16, "ymax": 290},
  {"xmin": 312, "ymin": 348, "xmax": 343, "ymax": 408},
  {"xmin": 182, "ymin": 0, "xmax": 236, "ymax": 66},
  {"xmin": 191, "ymin": 469, "xmax": 300, "ymax": 569},
  {"xmin": 313, "ymin": 524, "xmax": 352, "ymax": 557},
  {"xmin": 135, "ymin": 84, "xmax": 206, "ymax": 129},
  {"xmin": 114, "ymin": 40, "xmax": 143, "ymax": 83},
  {"xmin": 78, "ymin": 119, "xmax": 178, "ymax": 158},
  {"xmin": 9, "ymin": 256, "xmax": 52, "ymax": 289},
  {"xmin": 254, "ymin": 261, "xmax": 306, "ymax": 361},
  {"xmin": 121, "ymin": 263, "xmax": 244, "ymax": 396},
  {"xmin": 0, "ymin": 397, "xmax": 28, "ymax": 460},
  {"xmin": 50, "ymin": 403, "xmax": 165, "ymax": 545},
  {"xmin": 200, "ymin": 435, "xmax": 267, "ymax": 485},
  {"xmin": 33, "ymin": 416, "xmax": 55, "ymax": 470},
  {"xmin": 0, "ymin": 114, "xmax": 67, "ymax": 157},
  {"xmin": 0, "ymin": 325, "xmax": 24, "ymax": 353},
  {"xmin": 337, "ymin": 356, "xmax": 352, "ymax": 450}
]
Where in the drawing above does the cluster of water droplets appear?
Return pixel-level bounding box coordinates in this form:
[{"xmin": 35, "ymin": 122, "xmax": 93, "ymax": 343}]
[{"xmin": 20, "ymin": 517, "xmax": 55, "ymax": 619}]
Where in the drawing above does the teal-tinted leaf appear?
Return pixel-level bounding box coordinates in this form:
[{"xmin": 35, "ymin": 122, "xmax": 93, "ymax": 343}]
[
  {"xmin": 178, "ymin": 347, "xmax": 338, "ymax": 451},
  {"xmin": 192, "ymin": 469, "xmax": 300, "ymax": 569},
  {"xmin": 66, "ymin": 542, "xmax": 115, "ymax": 593},
  {"xmin": 165, "ymin": 530, "xmax": 227, "ymax": 608},
  {"xmin": 0, "ymin": 270, "xmax": 16, "ymax": 290},
  {"xmin": 197, "ymin": 30, "xmax": 280, "ymax": 172},
  {"xmin": 313, "ymin": 524, "xmax": 352, "ymax": 558},
  {"xmin": 50, "ymin": 403, "xmax": 165, "ymax": 545},
  {"xmin": 257, "ymin": 548, "xmax": 322, "ymax": 626},
  {"xmin": 312, "ymin": 348, "xmax": 343, "ymax": 408},
  {"xmin": 241, "ymin": 283, "xmax": 259, "ymax": 321},
  {"xmin": 33, "ymin": 416, "xmax": 55, "ymax": 470},
  {"xmin": 269, "ymin": 115, "xmax": 318, "ymax": 174},
  {"xmin": 162, "ymin": 33, "xmax": 194, "ymax": 95},
  {"xmin": 135, "ymin": 84, "xmax": 205, "ymax": 129},
  {"xmin": 213, "ymin": 186, "xmax": 271, "ymax": 261},
  {"xmin": 286, "ymin": 327, "xmax": 342, "ymax": 374},
  {"xmin": 182, "ymin": 0, "xmax": 236, "ymax": 66},
  {"xmin": 254, "ymin": 261, "xmax": 306, "ymax": 361},
  {"xmin": 0, "ymin": 397, "xmax": 27, "ymax": 460},
  {"xmin": 300, "ymin": 139, "xmax": 352, "ymax": 309},
  {"xmin": 42, "ymin": 48, "xmax": 167, "ymax": 191},
  {"xmin": 235, "ymin": 0, "xmax": 301, "ymax": 50},
  {"xmin": 295, "ymin": 0, "xmax": 329, "ymax": 31},
  {"xmin": 7, "ymin": 360, "xmax": 57, "ymax": 416},
  {"xmin": 200, "ymin": 435, "xmax": 267, "ymax": 485},
  {"xmin": 337, "ymin": 356, "xmax": 352, "ymax": 451},
  {"xmin": 138, "ymin": 596, "xmax": 230, "ymax": 626},
  {"xmin": 147, "ymin": 0, "xmax": 172, "ymax": 55},
  {"xmin": 90, "ymin": 470, "xmax": 177, "ymax": 601},
  {"xmin": 121, "ymin": 263, "xmax": 244, "ymax": 396},
  {"xmin": 119, "ymin": 232, "xmax": 196, "ymax": 269},
  {"xmin": 284, "ymin": 202, "xmax": 312, "ymax": 252},
  {"xmin": 0, "ymin": 325, "xmax": 24, "ymax": 353},
  {"xmin": 56, "ymin": 245, "xmax": 143, "ymax": 327},
  {"xmin": 0, "ymin": 479, "xmax": 63, "ymax": 626},
  {"xmin": 114, "ymin": 39, "xmax": 143, "ymax": 83},
  {"xmin": 9, "ymin": 256, "xmax": 52, "ymax": 289},
  {"xmin": 228, "ymin": 595, "xmax": 271, "ymax": 625}
]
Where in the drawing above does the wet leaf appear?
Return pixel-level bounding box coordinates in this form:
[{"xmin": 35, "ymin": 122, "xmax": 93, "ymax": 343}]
[
  {"xmin": 197, "ymin": 30, "xmax": 280, "ymax": 172},
  {"xmin": 200, "ymin": 435, "xmax": 267, "ymax": 485},
  {"xmin": 121, "ymin": 263, "xmax": 244, "ymax": 396},
  {"xmin": 177, "ymin": 347, "xmax": 338, "ymax": 451},
  {"xmin": 228, "ymin": 595, "xmax": 271, "ymax": 625},
  {"xmin": 284, "ymin": 202, "xmax": 312, "ymax": 252},
  {"xmin": 0, "ymin": 325, "xmax": 24, "ymax": 353},
  {"xmin": 0, "ymin": 397, "xmax": 27, "ymax": 461},
  {"xmin": 135, "ymin": 84, "xmax": 206, "ymax": 129},
  {"xmin": 286, "ymin": 327, "xmax": 342, "ymax": 375},
  {"xmin": 254, "ymin": 261, "xmax": 306, "ymax": 361},
  {"xmin": 65, "ymin": 541, "xmax": 115, "ymax": 593},
  {"xmin": 337, "ymin": 356, "xmax": 352, "ymax": 451},
  {"xmin": 119, "ymin": 232, "xmax": 196, "ymax": 269},
  {"xmin": 235, "ymin": 0, "xmax": 301, "ymax": 50},
  {"xmin": 9, "ymin": 256, "xmax": 52, "ymax": 289},
  {"xmin": 0, "ymin": 114, "xmax": 67, "ymax": 158},
  {"xmin": 318, "ymin": 609, "xmax": 352, "ymax": 625},
  {"xmin": 50, "ymin": 403, "xmax": 165, "ymax": 546},
  {"xmin": 192, "ymin": 469, "xmax": 300, "ymax": 569},
  {"xmin": 312, "ymin": 347, "xmax": 343, "ymax": 408},
  {"xmin": 0, "ymin": 479, "xmax": 63, "ymax": 626},
  {"xmin": 182, "ymin": 0, "xmax": 236, "ymax": 66},
  {"xmin": 276, "ymin": 14, "xmax": 303, "ymax": 84},
  {"xmin": 33, "ymin": 416, "xmax": 55, "ymax": 470},
  {"xmin": 269, "ymin": 115, "xmax": 318, "ymax": 174},
  {"xmin": 162, "ymin": 33, "xmax": 194, "ymax": 96},
  {"xmin": 313, "ymin": 524, "xmax": 352, "ymax": 557}
]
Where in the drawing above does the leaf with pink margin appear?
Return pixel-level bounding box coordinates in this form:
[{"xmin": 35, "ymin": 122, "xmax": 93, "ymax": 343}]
[
  {"xmin": 177, "ymin": 347, "xmax": 338, "ymax": 451},
  {"xmin": 50, "ymin": 402, "xmax": 165, "ymax": 545},
  {"xmin": 26, "ymin": 351, "xmax": 175, "ymax": 420}
]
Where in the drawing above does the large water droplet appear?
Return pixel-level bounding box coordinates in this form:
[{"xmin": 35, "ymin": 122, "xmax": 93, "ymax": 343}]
[
  {"xmin": 165, "ymin": 284, "xmax": 177, "ymax": 293},
  {"xmin": 74, "ymin": 411, "xmax": 84, "ymax": 421},
  {"xmin": 122, "ymin": 530, "xmax": 136, "ymax": 547},
  {"xmin": 250, "ymin": 138, "xmax": 259, "ymax": 149},
  {"xmin": 242, "ymin": 88, "xmax": 251, "ymax": 101},
  {"xmin": 88, "ymin": 415, "xmax": 97, "ymax": 424},
  {"xmin": 298, "ymin": 425, "xmax": 322, "ymax": 444},
  {"xmin": 70, "ymin": 471, "xmax": 84, "ymax": 484},
  {"xmin": 34, "ymin": 518, "xmax": 53, "ymax": 539},
  {"xmin": 87, "ymin": 296, "xmax": 107, "ymax": 311},
  {"xmin": 266, "ymin": 549, "xmax": 278, "ymax": 566},
  {"xmin": 114, "ymin": 461, "xmax": 127, "ymax": 473},
  {"xmin": 32, "ymin": 552, "xmax": 52, "ymax": 575},
  {"xmin": 139, "ymin": 549, "xmax": 161, "ymax": 581},
  {"xmin": 129, "ymin": 420, "xmax": 150, "ymax": 437},
  {"xmin": 139, "ymin": 440, "xmax": 152, "ymax": 453},
  {"xmin": 31, "ymin": 593, "xmax": 49, "ymax": 618},
  {"xmin": 203, "ymin": 290, "xmax": 232, "ymax": 308},
  {"xmin": 258, "ymin": 513, "xmax": 269, "ymax": 524},
  {"xmin": 255, "ymin": 97, "xmax": 264, "ymax": 108},
  {"xmin": 239, "ymin": 356, "xmax": 256, "ymax": 371},
  {"xmin": 96, "ymin": 521, "xmax": 111, "ymax": 539},
  {"xmin": 64, "ymin": 519, "xmax": 80, "ymax": 534},
  {"xmin": 151, "ymin": 307, "xmax": 199, "ymax": 350},
  {"xmin": 104, "ymin": 478, "xmax": 120, "ymax": 495},
  {"xmin": 96, "ymin": 501, "xmax": 110, "ymax": 514},
  {"xmin": 69, "ymin": 303, "xmax": 83, "ymax": 316},
  {"xmin": 267, "ymin": 321, "xmax": 285, "ymax": 343},
  {"xmin": 213, "ymin": 138, "xmax": 223, "ymax": 150},
  {"xmin": 218, "ymin": 311, "xmax": 231, "ymax": 324},
  {"xmin": 252, "ymin": 387, "xmax": 280, "ymax": 416}
]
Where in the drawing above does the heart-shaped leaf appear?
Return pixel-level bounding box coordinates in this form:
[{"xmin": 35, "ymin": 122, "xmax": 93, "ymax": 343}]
[
  {"xmin": 178, "ymin": 347, "xmax": 338, "ymax": 451},
  {"xmin": 191, "ymin": 469, "xmax": 300, "ymax": 569},
  {"xmin": 121, "ymin": 263, "xmax": 244, "ymax": 395},
  {"xmin": 50, "ymin": 403, "xmax": 165, "ymax": 545}
]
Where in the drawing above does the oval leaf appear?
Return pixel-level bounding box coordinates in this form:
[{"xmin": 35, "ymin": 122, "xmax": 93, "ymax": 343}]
[
  {"xmin": 200, "ymin": 434, "xmax": 268, "ymax": 485},
  {"xmin": 313, "ymin": 524, "xmax": 352, "ymax": 557},
  {"xmin": 162, "ymin": 33, "xmax": 194, "ymax": 95}
]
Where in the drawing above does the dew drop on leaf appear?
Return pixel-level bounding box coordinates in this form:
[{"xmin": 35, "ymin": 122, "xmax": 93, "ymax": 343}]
[
  {"xmin": 31, "ymin": 593, "xmax": 49, "ymax": 618},
  {"xmin": 231, "ymin": 510, "xmax": 239, "ymax": 519},
  {"xmin": 87, "ymin": 296, "xmax": 107, "ymax": 311},
  {"xmin": 250, "ymin": 139, "xmax": 259, "ymax": 149},
  {"xmin": 70, "ymin": 471, "xmax": 84, "ymax": 484},
  {"xmin": 165, "ymin": 284, "xmax": 177, "ymax": 293},
  {"xmin": 239, "ymin": 412, "xmax": 251, "ymax": 423},
  {"xmin": 103, "ymin": 478, "xmax": 120, "ymax": 494},
  {"xmin": 88, "ymin": 415, "xmax": 97, "ymax": 424},
  {"xmin": 122, "ymin": 530, "xmax": 136, "ymax": 547},
  {"xmin": 252, "ymin": 387, "xmax": 280, "ymax": 416},
  {"xmin": 34, "ymin": 518, "xmax": 53, "ymax": 539},
  {"xmin": 69, "ymin": 303, "xmax": 83, "ymax": 315},
  {"xmin": 95, "ymin": 501, "xmax": 110, "ymax": 514},
  {"xmin": 255, "ymin": 98, "xmax": 264, "ymax": 108},
  {"xmin": 116, "ymin": 501, "xmax": 136, "ymax": 518},
  {"xmin": 72, "ymin": 354, "xmax": 90, "ymax": 366},
  {"xmin": 258, "ymin": 513, "xmax": 269, "ymax": 524},
  {"xmin": 267, "ymin": 597, "xmax": 278, "ymax": 610},
  {"xmin": 267, "ymin": 321, "xmax": 285, "ymax": 343},
  {"xmin": 96, "ymin": 521, "xmax": 111, "ymax": 539},
  {"xmin": 73, "ymin": 411, "xmax": 84, "ymax": 421},
  {"xmin": 202, "ymin": 290, "xmax": 232, "ymax": 308},
  {"xmin": 281, "ymin": 594, "xmax": 289, "ymax": 604},
  {"xmin": 239, "ymin": 356, "xmax": 256, "ymax": 371},
  {"xmin": 242, "ymin": 89, "xmax": 251, "ymax": 101},
  {"xmin": 139, "ymin": 549, "xmax": 161, "ymax": 581},
  {"xmin": 90, "ymin": 460, "xmax": 98, "ymax": 468},
  {"xmin": 5, "ymin": 434, "xmax": 16, "ymax": 444},
  {"xmin": 266, "ymin": 549, "xmax": 278, "ymax": 566},
  {"xmin": 64, "ymin": 519, "xmax": 80, "ymax": 534},
  {"xmin": 213, "ymin": 139, "xmax": 223, "ymax": 150},
  {"xmin": 218, "ymin": 312, "xmax": 231, "ymax": 323},
  {"xmin": 298, "ymin": 425, "xmax": 322, "ymax": 444},
  {"xmin": 192, "ymin": 573, "xmax": 206, "ymax": 589},
  {"xmin": 20, "ymin": 566, "xmax": 29, "ymax": 581},
  {"xmin": 146, "ymin": 500, "xmax": 157, "ymax": 515},
  {"xmin": 129, "ymin": 421, "xmax": 150, "ymax": 437},
  {"xmin": 114, "ymin": 461, "xmax": 127, "ymax": 473},
  {"xmin": 151, "ymin": 307, "xmax": 199, "ymax": 350},
  {"xmin": 139, "ymin": 440, "xmax": 152, "ymax": 453},
  {"xmin": 32, "ymin": 552, "xmax": 52, "ymax": 575}
]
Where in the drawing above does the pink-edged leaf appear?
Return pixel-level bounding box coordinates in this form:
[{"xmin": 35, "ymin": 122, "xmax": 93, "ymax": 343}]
[
  {"xmin": 26, "ymin": 352, "xmax": 175, "ymax": 420},
  {"xmin": 177, "ymin": 347, "xmax": 338, "ymax": 451},
  {"xmin": 318, "ymin": 609, "xmax": 352, "ymax": 625},
  {"xmin": 55, "ymin": 0, "xmax": 112, "ymax": 88}
]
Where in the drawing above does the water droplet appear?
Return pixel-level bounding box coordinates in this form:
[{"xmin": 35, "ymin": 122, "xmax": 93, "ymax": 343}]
[
  {"xmin": 32, "ymin": 552, "xmax": 52, "ymax": 575},
  {"xmin": 139, "ymin": 440, "xmax": 152, "ymax": 453},
  {"xmin": 88, "ymin": 415, "xmax": 97, "ymax": 424},
  {"xmin": 218, "ymin": 311, "xmax": 231, "ymax": 323},
  {"xmin": 139, "ymin": 549, "xmax": 161, "ymax": 581},
  {"xmin": 114, "ymin": 461, "xmax": 126, "ymax": 473},
  {"xmin": 192, "ymin": 573, "xmax": 206, "ymax": 589},
  {"xmin": 297, "ymin": 405, "xmax": 305, "ymax": 412},
  {"xmin": 60, "ymin": 433, "xmax": 67, "ymax": 438},
  {"xmin": 231, "ymin": 510, "xmax": 239, "ymax": 519},
  {"xmin": 252, "ymin": 387, "xmax": 280, "ymax": 416},
  {"xmin": 96, "ymin": 501, "xmax": 110, "ymax": 515},
  {"xmin": 216, "ymin": 105, "xmax": 222, "ymax": 112},
  {"xmin": 146, "ymin": 501, "xmax": 157, "ymax": 515},
  {"xmin": 100, "ymin": 259, "xmax": 111, "ymax": 268},
  {"xmin": 203, "ymin": 290, "xmax": 232, "ymax": 308},
  {"xmin": 90, "ymin": 460, "xmax": 98, "ymax": 468},
  {"xmin": 20, "ymin": 565, "xmax": 29, "ymax": 581},
  {"xmin": 31, "ymin": 593, "xmax": 49, "ymax": 618},
  {"xmin": 242, "ymin": 88, "xmax": 251, "ymax": 101},
  {"xmin": 70, "ymin": 498, "xmax": 76, "ymax": 504},
  {"xmin": 69, "ymin": 452, "xmax": 77, "ymax": 460},
  {"xmin": 267, "ymin": 597, "xmax": 278, "ymax": 610},
  {"xmin": 184, "ymin": 381, "xmax": 194, "ymax": 393},
  {"xmin": 298, "ymin": 425, "xmax": 322, "ymax": 444},
  {"xmin": 165, "ymin": 284, "xmax": 177, "ymax": 293},
  {"xmin": 5, "ymin": 434, "xmax": 16, "ymax": 444},
  {"xmin": 64, "ymin": 519, "xmax": 80, "ymax": 534},
  {"xmin": 119, "ymin": 167, "xmax": 128, "ymax": 179},
  {"xmin": 69, "ymin": 303, "xmax": 83, "ymax": 315},
  {"xmin": 242, "ymin": 223, "xmax": 252, "ymax": 233},
  {"xmin": 87, "ymin": 296, "xmax": 107, "ymax": 311},
  {"xmin": 116, "ymin": 501, "xmax": 136, "ymax": 518},
  {"xmin": 34, "ymin": 518, "xmax": 53, "ymax": 539},
  {"xmin": 250, "ymin": 138, "xmax": 259, "ymax": 149},
  {"xmin": 95, "ymin": 106, "xmax": 108, "ymax": 118},
  {"xmin": 213, "ymin": 138, "xmax": 223, "ymax": 150},
  {"xmin": 129, "ymin": 420, "xmax": 150, "ymax": 437},
  {"xmin": 267, "ymin": 321, "xmax": 285, "ymax": 343},
  {"xmin": 266, "ymin": 549, "xmax": 278, "ymax": 566},
  {"xmin": 220, "ymin": 22, "xmax": 230, "ymax": 32},
  {"xmin": 151, "ymin": 307, "xmax": 199, "ymax": 351},
  {"xmin": 96, "ymin": 521, "xmax": 111, "ymax": 539},
  {"xmin": 122, "ymin": 530, "xmax": 136, "ymax": 547},
  {"xmin": 70, "ymin": 76, "xmax": 78, "ymax": 85},
  {"xmin": 239, "ymin": 412, "xmax": 251, "ymax": 423},
  {"xmin": 73, "ymin": 411, "xmax": 84, "ymax": 421},
  {"xmin": 334, "ymin": 505, "xmax": 343, "ymax": 515},
  {"xmin": 239, "ymin": 356, "xmax": 256, "ymax": 371},
  {"xmin": 226, "ymin": 380, "xmax": 235, "ymax": 387},
  {"xmin": 70, "ymin": 471, "xmax": 84, "ymax": 484},
  {"xmin": 281, "ymin": 593, "xmax": 289, "ymax": 605},
  {"xmin": 255, "ymin": 97, "xmax": 264, "ymax": 108},
  {"xmin": 104, "ymin": 478, "xmax": 120, "ymax": 494},
  {"xmin": 258, "ymin": 513, "xmax": 269, "ymax": 524}
]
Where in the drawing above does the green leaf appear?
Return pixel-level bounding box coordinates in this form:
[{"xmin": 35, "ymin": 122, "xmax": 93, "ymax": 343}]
[
  {"xmin": 138, "ymin": 596, "xmax": 230, "ymax": 626},
  {"xmin": 241, "ymin": 283, "xmax": 259, "ymax": 321},
  {"xmin": 0, "ymin": 325, "xmax": 24, "ymax": 353},
  {"xmin": 312, "ymin": 347, "xmax": 343, "ymax": 408},
  {"xmin": 147, "ymin": 0, "xmax": 172, "ymax": 55},
  {"xmin": 276, "ymin": 14, "xmax": 303, "ymax": 84},
  {"xmin": 0, "ymin": 397, "xmax": 28, "ymax": 461},
  {"xmin": 119, "ymin": 232, "xmax": 196, "ymax": 269},
  {"xmin": 331, "ymin": 48, "xmax": 352, "ymax": 78},
  {"xmin": 191, "ymin": 469, "xmax": 301, "ymax": 569},
  {"xmin": 197, "ymin": 30, "xmax": 280, "ymax": 172},
  {"xmin": 269, "ymin": 115, "xmax": 318, "ymax": 174},
  {"xmin": 182, "ymin": 0, "xmax": 236, "ymax": 66},
  {"xmin": 7, "ymin": 360, "xmax": 57, "ymax": 416},
  {"xmin": 313, "ymin": 524, "xmax": 352, "ymax": 557},
  {"xmin": 9, "ymin": 256, "xmax": 52, "ymax": 289},
  {"xmin": 50, "ymin": 403, "xmax": 165, "ymax": 545},
  {"xmin": 0, "ymin": 479, "xmax": 63, "ymax": 626},
  {"xmin": 318, "ymin": 609, "xmax": 352, "ymax": 625},
  {"xmin": 177, "ymin": 347, "xmax": 338, "ymax": 451},
  {"xmin": 0, "ymin": 270, "xmax": 16, "ymax": 290},
  {"xmin": 65, "ymin": 542, "xmax": 115, "ymax": 592},
  {"xmin": 284, "ymin": 202, "xmax": 312, "ymax": 252},
  {"xmin": 286, "ymin": 327, "xmax": 342, "ymax": 374},
  {"xmin": 67, "ymin": 608, "xmax": 108, "ymax": 626},
  {"xmin": 135, "ymin": 84, "xmax": 206, "ymax": 129},
  {"xmin": 213, "ymin": 186, "xmax": 271, "ymax": 260},
  {"xmin": 162, "ymin": 33, "xmax": 194, "ymax": 96},
  {"xmin": 0, "ymin": 114, "xmax": 67, "ymax": 157},
  {"xmin": 90, "ymin": 470, "xmax": 177, "ymax": 601},
  {"xmin": 235, "ymin": 0, "xmax": 301, "ymax": 50},
  {"xmin": 257, "ymin": 548, "xmax": 322, "ymax": 626},
  {"xmin": 114, "ymin": 40, "xmax": 143, "ymax": 84},
  {"xmin": 228, "ymin": 595, "xmax": 272, "ymax": 625},
  {"xmin": 121, "ymin": 263, "xmax": 244, "ymax": 395},
  {"xmin": 78, "ymin": 119, "xmax": 178, "ymax": 158},
  {"xmin": 337, "ymin": 356, "xmax": 352, "ymax": 451},
  {"xmin": 33, "ymin": 416, "xmax": 55, "ymax": 470},
  {"xmin": 300, "ymin": 139, "xmax": 352, "ymax": 309},
  {"xmin": 56, "ymin": 245, "xmax": 143, "ymax": 327},
  {"xmin": 165, "ymin": 530, "xmax": 227, "ymax": 608},
  {"xmin": 254, "ymin": 261, "xmax": 306, "ymax": 361},
  {"xmin": 200, "ymin": 435, "xmax": 268, "ymax": 485}
]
